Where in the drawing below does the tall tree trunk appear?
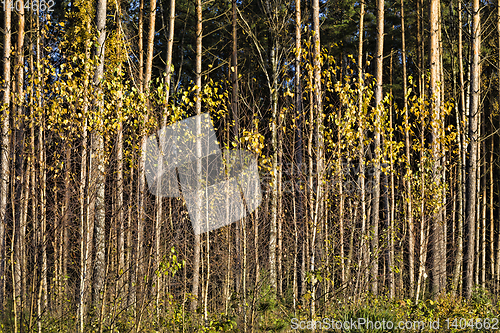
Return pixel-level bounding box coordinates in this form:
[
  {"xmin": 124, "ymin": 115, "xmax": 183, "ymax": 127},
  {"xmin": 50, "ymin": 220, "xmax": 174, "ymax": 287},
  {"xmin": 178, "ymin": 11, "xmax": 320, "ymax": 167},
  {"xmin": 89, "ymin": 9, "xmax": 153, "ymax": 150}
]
[
  {"xmin": 293, "ymin": 0, "xmax": 303, "ymax": 306},
  {"xmin": 78, "ymin": 39, "xmax": 91, "ymax": 333},
  {"xmin": 388, "ymin": 46, "xmax": 395, "ymax": 299},
  {"xmin": 154, "ymin": 0, "xmax": 175, "ymax": 314},
  {"xmin": 0, "ymin": 0, "xmax": 12, "ymax": 312},
  {"xmin": 495, "ymin": 0, "xmax": 500, "ymax": 293},
  {"xmin": 452, "ymin": 0, "xmax": 465, "ymax": 295},
  {"xmin": 265, "ymin": 0, "xmax": 279, "ymax": 298},
  {"xmin": 311, "ymin": 0, "xmax": 323, "ymax": 317},
  {"xmin": 277, "ymin": 135, "xmax": 283, "ymax": 299},
  {"xmin": 490, "ymin": 130, "xmax": 495, "ymax": 286},
  {"xmin": 372, "ymin": 0, "xmax": 384, "ymax": 296},
  {"xmin": 137, "ymin": 0, "xmax": 157, "ymax": 323},
  {"xmin": 356, "ymin": 0, "xmax": 368, "ymax": 299},
  {"xmin": 144, "ymin": 0, "xmax": 163, "ymax": 314},
  {"xmin": 418, "ymin": 0, "xmax": 424, "ymax": 98},
  {"xmin": 165, "ymin": 0, "xmax": 175, "ymax": 108},
  {"xmin": 61, "ymin": 147, "xmax": 71, "ymax": 314},
  {"xmin": 191, "ymin": 0, "xmax": 202, "ymax": 312},
  {"xmin": 481, "ymin": 129, "xmax": 486, "ymax": 288},
  {"xmin": 27, "ymin": 37, "xmax": 36, "ymax": 331},
  {"xmin": 139, "ymin": 0, "xmax": 144, "ymax": 90},
  {"xmin": 92, "ymin": 0, "xmax": 107, "ymax": 318},
  {"xmin": 465, "ymin": 0, "xmax": 480, "ymax": 300},
  {"xmin": 135, "ymin": 0, "xmax": 146, "ymax": 315},
  {"xmin": 38, "ymin": 13, "xmax": 48, "ymax": 316},
  {"xmin": 115, "ymin": 0, "xmax": 126, "ymax": 306},
  {"xmin": 13, "ymin": 1, "xmax": 25, "ymax": 322},
  {"xmin": 400, "ymin": 0, "xmax": 414, "ymax": 298},
  {"xmin": 430, "ymin": 0, "xmax": 445, "ymax": 296},
  {"xmin": 475, "ymin": 110, "xmax": 481, "ymax": 287}
]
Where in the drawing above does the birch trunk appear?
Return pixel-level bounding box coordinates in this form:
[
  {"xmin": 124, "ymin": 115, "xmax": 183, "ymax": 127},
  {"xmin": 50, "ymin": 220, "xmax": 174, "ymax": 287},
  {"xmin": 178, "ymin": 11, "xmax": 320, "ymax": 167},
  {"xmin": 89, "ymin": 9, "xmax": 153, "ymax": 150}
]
[
  {"xmin": 92, "ymin": 0, "xmax": 108, "ymax": 316},
  {"xmin": 0, "ymin": 0, "xmax": 12, "ymax": 312}
]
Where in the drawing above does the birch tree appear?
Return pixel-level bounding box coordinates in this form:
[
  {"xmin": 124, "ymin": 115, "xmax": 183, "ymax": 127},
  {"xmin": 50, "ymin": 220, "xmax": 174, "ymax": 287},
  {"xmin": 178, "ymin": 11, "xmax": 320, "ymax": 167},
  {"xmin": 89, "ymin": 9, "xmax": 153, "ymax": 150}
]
[
  {"xmin": 91, "ymin": 0, "xmax": 107, "ymax": 317},
  {"xmin": 0, "ymin": 0, "xmax": 12, "ymax": 312}
]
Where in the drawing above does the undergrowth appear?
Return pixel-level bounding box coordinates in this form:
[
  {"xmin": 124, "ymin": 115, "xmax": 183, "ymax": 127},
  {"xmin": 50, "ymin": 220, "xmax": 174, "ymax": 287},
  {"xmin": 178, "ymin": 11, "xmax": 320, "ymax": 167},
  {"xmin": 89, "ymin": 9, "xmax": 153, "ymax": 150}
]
[{"xmin": 0, "ymin": 287, "xmax": 498, "ymax": 332}]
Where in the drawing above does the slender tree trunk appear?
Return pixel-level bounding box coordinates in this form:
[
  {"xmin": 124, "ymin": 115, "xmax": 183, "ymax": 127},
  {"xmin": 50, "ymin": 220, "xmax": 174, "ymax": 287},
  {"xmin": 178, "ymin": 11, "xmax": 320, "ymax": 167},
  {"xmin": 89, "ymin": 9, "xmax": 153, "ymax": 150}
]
[
  {"xmin": 162, "ymin": 0, "xmax": 175, "ymax": 115},
  {"xmin": 400, "ymin": 0, "xmax": 414, "ymax": 298},
  {"xmin": 356, "ymin": 0, "xmax": 368, "ymax": 299},
  {"xmin": 388, "ymin": 46, "xmax": 395, "ymax": 299},
  {"xmin": 277, "ymin": 135, "xmax": 283, "ymax": 299},
  {"xmin": 139, "ymin": 0, "xmax": 144, "ymax": 90},
  {"xmin": 252, "ymin": 106, "xmax": 260, "ymax": 289},
  {"xmin": 416, "ymin": 98, "xmax": 427, "ymax": 301},
  {"xmin": 475, "ymin": 111, "xmax": 481, "ymax": 287},
  {"xmin": 27, "ymin": 38, "xmax": 36, "ymax": 331},
  {"xmin": 127, "ymin": 151, "xmax": 136, "ymax": 308},
  {"xmin": 266, "ymin": 0, "xmax": 279, "ymax": 297},
  {"xmin": 465, "ymin": 0, "xmax": 480, "ymax": 300},
  {"xmin": 61, "ymin": 147, "xmax": 71, "ymax": 314},
  {"xmin": 154, "ymin": 0, "xmax": 175, "ymax": 314},
  {"xmin": 135, "ymin": 0, "xmax": 146, "ymax": 315},
  {"xmin": 293, "ymin": 0, "xmax": 304, "ymax": 306},
  {"xmin": 372, "ymin": 0, "xmax": 384, "ymax": 296},
  {"xmin": 418, "ymin": 0, "xmax": 424, "ymax": 98},
  {"xmin": 136, "ymin": 0, "xmax": 157, "ymax": 322},
  {"xmin": 430, "ymin": 0, "xmax": 445, "ymax": 296},
  {"xmin": 310, "ymin": 0, "xmax": 323, "ymax": 318},
  {"xmin": 115, "ymin": 0, "xmax": 126, "ymax": 306},
  {"xmin": 0, "ymin": 0, "xmax": 12, "ymax": 312},
  {"xmin": 452, "ymin": 0, "xmax": 465, "ymax": 295},
  {"xmin": 91, "ymin": 0, "xmax": 108, "ymax": 319},
  {"xmin": 143, "ymin": 0, "xmax": 162, "ymax": 314},
  {"xmin": 481, "ymin": 133, "xmax": 486, "ymax": 288},
  {"xmin": 490, "ymin": 132, "xmax": 494, "ymax": 285},
  {"xmin": 12, "ymin": 1, "xmax": 25, "ymax": 322},
  {"xmin": 495, "ymin": 0, "xmax": 500, "ymax": 291},
  {"xmin": 305, "ymin": 44, "xmax": 313, "ymax": 308},
  {"xmin": 78, "ymin": 17, "xmax": 92, "ymax": 331},
  {"xmin": 191, "ymin": 0, "xmax": 202, "ymax": 312}
]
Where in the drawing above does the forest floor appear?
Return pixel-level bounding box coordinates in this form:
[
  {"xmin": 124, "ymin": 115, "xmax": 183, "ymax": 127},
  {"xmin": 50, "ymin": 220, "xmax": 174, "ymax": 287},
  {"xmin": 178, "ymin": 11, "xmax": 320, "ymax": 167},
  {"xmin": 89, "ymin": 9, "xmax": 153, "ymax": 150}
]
[{"xmin": 1, "ymin": 287, "xmax": 497, "ymax": 332}]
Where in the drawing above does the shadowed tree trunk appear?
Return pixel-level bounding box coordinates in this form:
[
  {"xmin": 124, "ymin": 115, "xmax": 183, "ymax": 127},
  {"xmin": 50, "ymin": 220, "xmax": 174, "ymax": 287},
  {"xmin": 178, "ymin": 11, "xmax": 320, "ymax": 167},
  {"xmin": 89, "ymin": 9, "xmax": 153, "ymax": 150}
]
[
  {"xmin": 452, "ymin": 0, "xmax": 465, "ymax": 296},
  {"xmin": 310, "ymin": 0, "xmax": 323, "ymax": 317},
  {"xmin": 430, "ymin": 0, "xmax": 446, "ymax": 296},
  {"xmin": 465, "ymin": 0, "xmax": 481, "ymax": 300},
  {"xmin": 191, "ymin": 0, "xmax": 202, "ymax": 312},
  {"xmin": 12, "ymin": 1, "xmax": 26, "ymax": 324},
  {"xmin": 372, "ymin": 0, "xmax": 384, "ymax": 296},
  {"xmin": 293, "ymin": 0, "xmax": 304, "ymax": 307},
  {"xmin": 400, "ymin": 0, "xmax": 414, "ymax": 298}
]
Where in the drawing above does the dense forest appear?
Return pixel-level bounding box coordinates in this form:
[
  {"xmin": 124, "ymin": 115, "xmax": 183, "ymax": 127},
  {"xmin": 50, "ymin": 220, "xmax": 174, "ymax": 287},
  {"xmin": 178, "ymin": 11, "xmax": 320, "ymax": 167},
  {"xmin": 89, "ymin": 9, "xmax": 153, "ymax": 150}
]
[{"xmin": 1, "ymin": 0, "xmax": 500, "ymax": 330}]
